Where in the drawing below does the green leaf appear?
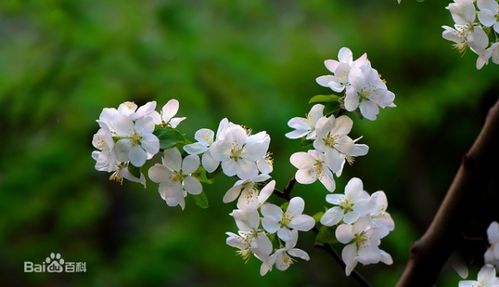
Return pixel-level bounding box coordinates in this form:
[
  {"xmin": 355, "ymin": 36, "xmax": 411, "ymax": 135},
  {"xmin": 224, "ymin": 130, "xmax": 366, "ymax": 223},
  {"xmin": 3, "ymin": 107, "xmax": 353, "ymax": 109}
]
[
  {"xmin": 309, "ymin": 94, "xmax": 339, "ymax": 104},
  {"xmin": 153, "ymin": 127, "xmax": 185, "ymax": 149},
  {"xmin": 195, "ymin": 167, "xmax": 214, "ymax": 184},
  {"xmin": 128, "ymin": 165, "xmax": 141, "ymax": 178},
  {"xmin": 315, "ymin": 226, "xmax": 337, "ymax": 244},
  {"xmin": 192, "ymin": 192, "xmax": 209, "ymax": 209},
  {"xmin": 313, "ymin": 211, "xmax": 324, "ymax": 223}
]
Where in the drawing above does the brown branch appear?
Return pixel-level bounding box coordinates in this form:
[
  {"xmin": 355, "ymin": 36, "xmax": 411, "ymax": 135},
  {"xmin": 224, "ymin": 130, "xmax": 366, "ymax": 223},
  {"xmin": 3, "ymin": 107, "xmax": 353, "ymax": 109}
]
[{"xmin": 396, "ymin": 99, "xmax": 499, "ymax": 287}]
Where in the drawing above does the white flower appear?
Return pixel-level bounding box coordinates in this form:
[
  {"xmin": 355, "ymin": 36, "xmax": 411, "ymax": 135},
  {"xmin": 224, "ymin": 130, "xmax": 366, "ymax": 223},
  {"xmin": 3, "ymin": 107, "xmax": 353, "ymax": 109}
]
[
  {"xmin": 92, "ymin": 127, "xmax": 117, "ymax": 172},
  {"xmin": 154, "ymin": 99, "xmax": 186, "ymax": 128},
  {"xmin": 485, "ymin": 221, "xmax": 499, "ymax": 269},
  {"xmin": 313, "ymin": 115, "xmax": 369, "ymax": 175},
  {"xmin": 286, "ymin": 104, "xmax": 325, "ymax": 140},
  {"xmin": 148, "ymin": 148, "xmax": 202, "ymax": 210},
  {"xmin": 99, "ymin": 101, "xmax": 158, "ymax": 131},
  {"xmin": 444, "ymin": 25, "xmax": 489, "ymax": 54},
  {"xmin": 477, "ymin": 0, "xmax": 499, "ymax": 33},
  {"xmin": 459, "ymin": 264, "xmax": 499, "ymax": 287},
  {"xmin": 112, "ymin": 115, "xmax": 160, "ymax": 167},
  {"xmin": 344, "ymin": 65, "xmax": 396, "ymax": 121},
  {"xmin": 183, "ymin": 128, "xmax": 220, "ymax": 172},
  {"xmin": 260, "ymin": 230, "xmax": 310, "ymax": 276},
  {"xmin": 290, "ymin": 149, "xmax": 336, "ymax": 192},
  {"xmin": 223, "ymin": 176, "xmax": 275, "ymax": 210},
  {"xmin": 336, "ymin": 217, "xmax": 393, "ymax": 276},
  {"xmin": 316, "ymin": 47, "xmax": 369, "ymax": 93},
  {"xmin": 226, "ymin": 208, "xmax": 273, "ymax": 262},
  {"xmin": 211, "ymin": 125, "xmax": 270, "ymax": 179},
  {"xmin": 261, "ymin": 197, "xmax": 315, "ymax": 241},
  {"xmin": 320, "ymin": 177, "xmax": 371, "ymax": 226},
  {"xmin": 477, "ymin": 42, "xmax": 499, "ymax": 69}
]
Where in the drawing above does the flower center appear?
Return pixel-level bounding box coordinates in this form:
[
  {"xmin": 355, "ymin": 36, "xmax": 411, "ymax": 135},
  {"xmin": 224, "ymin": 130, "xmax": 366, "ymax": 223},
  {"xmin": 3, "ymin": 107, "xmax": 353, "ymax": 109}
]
[
  {"xmin": 322, "ymin": 134, "xmax": 337, "ymax": 147},
  {"xmin": 230, "ymin": 146, "xmax": 244, "ymax": 161},
  {"xmin": 313, "ymin": 160, "xmax": 324, "ymax": 175},
  {"xmin": 282, "ymin": 253, "xmax": 294, "ymax": 266},
  {"xmin": 340, "ymin": 199, "xmax": 354, "ymax": 213},
  {"xmin": 171, "ymin": 170, "xmax": 184, "ymax": 182},
  {"xmin": 353, "ymin": 232, "xmax": 367, "ymax": 248},
  {"xmin": 358, "ymin": 90, "xmax": 370, "ymax": 100},
  {"xmin": 281, "ymin": 212, "xmax": 292, "ymax": 226},
  {"xmin": 131, "ymin": 132, "xmax": 142, "ymax": 146}
]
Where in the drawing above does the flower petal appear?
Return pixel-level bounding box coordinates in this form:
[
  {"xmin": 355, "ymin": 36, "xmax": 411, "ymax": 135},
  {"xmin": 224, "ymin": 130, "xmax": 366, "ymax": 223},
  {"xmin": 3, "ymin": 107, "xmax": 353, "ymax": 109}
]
[{"xmin": 183, "ymin": 176, "xmax": 202, "ymax": 195}]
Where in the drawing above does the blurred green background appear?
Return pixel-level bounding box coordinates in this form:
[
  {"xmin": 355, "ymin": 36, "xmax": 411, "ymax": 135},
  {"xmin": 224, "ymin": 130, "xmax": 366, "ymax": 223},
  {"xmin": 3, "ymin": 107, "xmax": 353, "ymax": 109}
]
[{"xmin": 0, "ymin": 0, "xmax": 497, "ymax": 286}]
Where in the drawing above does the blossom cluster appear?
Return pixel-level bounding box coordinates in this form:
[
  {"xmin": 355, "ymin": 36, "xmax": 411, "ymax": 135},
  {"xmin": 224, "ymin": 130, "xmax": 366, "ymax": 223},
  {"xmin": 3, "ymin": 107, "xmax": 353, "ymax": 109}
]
[
  {"xmin": 315, "ymin": 47, "xmax": 395, "ymax": 121},
  {"xmin": 92, "ymin": 99, "xmax": 185, "ymax": 186},
  {"xmin": 442, "ymin": 0, "xmax": 499, "ymax": 69},
  {"xmin": 92, "ymin": 47, "xmax": 396, "ymax": 278},
  {"xmin": 458, "ymin": 221, "xmax": 499, "ymax": 286},
  {"xmin": 285, "ymin": 47, "xmax": 396, "ymax": 275}
]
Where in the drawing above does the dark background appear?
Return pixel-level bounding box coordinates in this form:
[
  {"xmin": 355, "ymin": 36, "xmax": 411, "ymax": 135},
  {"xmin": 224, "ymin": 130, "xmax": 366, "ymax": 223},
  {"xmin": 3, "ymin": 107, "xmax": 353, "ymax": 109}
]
[{"xmin": 0, "ymin": 0, "xmax": 498, "ymax": 286}]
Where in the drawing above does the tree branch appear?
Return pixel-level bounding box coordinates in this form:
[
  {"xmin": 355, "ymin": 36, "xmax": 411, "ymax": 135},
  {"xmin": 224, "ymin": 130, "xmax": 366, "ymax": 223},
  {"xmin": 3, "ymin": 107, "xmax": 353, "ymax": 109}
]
[{"xmin": 396, "ymin": 99, "xmax": 499, "ymax": 287}]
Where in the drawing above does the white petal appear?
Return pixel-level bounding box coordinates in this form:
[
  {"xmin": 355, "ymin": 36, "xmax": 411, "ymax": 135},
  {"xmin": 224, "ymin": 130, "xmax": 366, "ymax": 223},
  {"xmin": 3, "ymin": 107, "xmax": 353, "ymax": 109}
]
[
  {"xmin": 129, "ymin": 146, "xmax": 147, "ymax": 167},
  {"xmin": 285, "ymin": 129, "xmax": 310, "ymax": 139},
  {"xmin": 194, "ymin": 128, "xmax": 214, "ymax": 145},
  {"xmin": 288, "ymin": 248, "xmax": 310, "ymax": 261},
  {"xmin": 319, "ymin": 169, "xmax": 336, "ymax": 192},
  {"xmin": 458, "ymin": 281, "xmax": 477, "ymax": 287},
  {"xmin": 345, "ymin": 177, "xmax": 364, "ymax": 197},
  {"xmin": 290, "ymin": 152, "xmax": 314, "ymax": 169},
  {"xmin": 141, "ymin": 133, "xmax": 160, "ymax": 156},
  {"xmin": 467, "ymin": 26, "xmax": 489, "ymax": 53},
  {"xmin": 261, "ymin": 203, "xmax": 283, "ymax": 221},
  {"xmin": 135, "ymin": 116, "xmax": 155, "ymax": 134},
  {"xmin": 162, "ymin": 148, "xmax": 182, "ymax": 171},
  {"xmin": 442, "ymin": 26, "xmax": 463, "ymax": 44},
  {"xmin": 183, "ymin": 176, "xmax": 202, "ymax": 195},
  {"xmin": 342, "ymin": 244, "xmax": 358, "ymax": 276},
  {"xmin": 487, "ymin": 222, "xmax": 499, "ymax": 243},
  {"xmin": 277, "ymin": 228, "xmax": 294, "ymax": 242},
  {"xmin": 478, "ymin": 10, "xmax": 497, "ymax": 27},
  {"xmin": 338, "ymin": 47, "xmax": 353, "ymax": 64},
  {"xmin": 183, "ymin": 142, "xmax": 208, "ymax": 155},
  {"xmin": 336, "ymin": 224, "xmax": 355, "ymax": 244},
  {"xmin": 221, "ymin": 160, "xmax": 238, "ymax": 177},
  {"xmin": 223, "ymin": 183, "xmax": 242, "ymax": 203},
  {"xmin": 169, "ymin": 117, "xmax": 186, "ymax": 128},
  {"xmin": 320, "ymin": 207, "xmax": 344, "ymax": 226},
  {"xmin": 148, "ymin": 164, "xmax": 172, "ymax": 183},
  {"xmin": 326, "ymin": 194, "xmax": 344, "ymax": 205},
  {"xmin": 289, "ymin": 214, "xmax": 315, "ymax": 231},
  {"xmin": 331, "ymin": 115, "xmax": 353, "ymax": 135},
  {"xmin": 161, "ymin": 99, "xmax": 179, "ymax": 123},
  {"xmin": 258, "ymin": 180, "xmax": 276, "ymax": 205},
  {"xmin": 359, "ymin": 100, "xmax": 379, "ymax": 121},
  {"xmin": 295, "ymin": 169, "xmax": 316, "ymax": 184},
  {"xmin": 324, "ymin": 59, "xmax": 339, "ymax": 73},
  {"xmin": 344, "ymin": 90, "xmax": 360, "ymax": 111},
  {"xmin": 114, "ymin": 139, "xmax": 132, "ymax": 162},
  {"xmin": 262, "ymin": 216, "xmax": 281, "ymax": 233},
  {"xmin": 182, "ymin": 154, "xmax": 200, "ymax": 174},
  {"xmin": 477, "ymin": 264, "xmax": 497, "ymax": 282},
  {"xmin": 287, "ymin": 197, "xmax": 305, "ymax": 216},
  {"xmin": 236, "ymin": 159, "xmax": 258, "ymax": 179},
  {"xmin": 201, "ymin": 152, "xmax": 219, "ymax": 173},
  {"xmin": 316, "ymin": 75, "xmax": 335, "ymax": 87}
]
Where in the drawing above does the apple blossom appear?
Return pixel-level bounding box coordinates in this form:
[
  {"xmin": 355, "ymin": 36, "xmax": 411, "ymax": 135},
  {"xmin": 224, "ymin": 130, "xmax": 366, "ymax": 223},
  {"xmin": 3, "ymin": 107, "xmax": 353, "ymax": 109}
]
[
  {"xmin": 148, "ymin": 148, "xmax": 202, "ymax": 209},
  {"xmin": 344, "ymin": 65, "xmax": 396, "ymax": 121},
  {"xmin": 477, "ymin": 0, "xmax": 499, "ymax": 33},
  {"xmin": 316, "ymin": 47, "xmax": 368, "ymax": 93},
  {"xmin": 261, "ymin": 197, "xmax": 315, "ymax": 241},
  {"xmin": 485, "ymin": 221, "xmax": 499, "ymax": 269},
  {"xmin": 313, "ymin": 115, "xmax": 369, "ymax": 174},
  {"xmin": 153, "ymin": 99, "xmax": 186, "ymax": 128},
  {"xmin": 285, "ymin": 104, "xmax": 325, "ymax": 140},
  {"xmin": 336, "ymin": 216, "xmax": 393, "ymax": 276},
  {"xmin": 458, "ymin": 264, "xmax": 499, "ymax": 287},
  {"xmin": 477, "ymin": 42, "xmax": 499, "ymax": 69},
  {"xmin": 368, "ymin": 191, "xmax": 395, "ymax": 238},
  {"xmin": 227, "ymin": 208, "xmax": 273, "ymax": 262},
  {"xmin": 290, "ymin": 149, "xmax": 336, "ymax": 192},
  {"xmin": 260, "ymin": 230, "xmax": 310, "ymax": 276},
  {"xmin": 320, "ymin": 177, "xmax": 371, "ymax": 226},
  {"xmin": 183, "ymin": 128, "xmax": 220, "ymax": 172}
]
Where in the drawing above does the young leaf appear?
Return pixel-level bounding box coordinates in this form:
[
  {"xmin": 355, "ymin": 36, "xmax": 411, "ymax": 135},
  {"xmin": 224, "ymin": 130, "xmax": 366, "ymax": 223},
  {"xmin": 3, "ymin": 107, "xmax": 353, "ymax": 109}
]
[
  {"xmin": 313, "ymin": 211, "xmax": 324, "ymax": 223},
  {"xmin": 154, "ymin": 127, "xmax": 185, "ymax": 149},
  {"xmin": 309, "ymin": 94, "xmax": 339, "ymax": 104},
  {"xmin": 315, "ymin": 226, "xmax": 337, "ymax": 244},
  {"xmin": 192, "ymin": 192, "xmax": 209, "ymax": 209}
]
